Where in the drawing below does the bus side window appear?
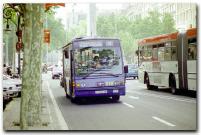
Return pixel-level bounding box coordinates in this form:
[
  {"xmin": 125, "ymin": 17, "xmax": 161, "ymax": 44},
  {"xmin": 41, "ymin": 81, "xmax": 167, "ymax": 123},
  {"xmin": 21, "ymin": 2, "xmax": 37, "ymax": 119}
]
[
  {"xmin": 164, "ymin": 42, "xmax": 171, "ymax": 61},
  {"xmin": 139, "ymin": 47, "xmax": 144, "ymax": 62},
  {"xmin": 152, "ymin": 45, "xmax": 158, "ymax": 61},
  {"xmin": 171, "ymin": 47, "xmax": 177, "ymax": 60},
  {"xmin": 171, "ymin": 41, "xmax": 177, "ymax": 61},
  {"xmin": 188, "ymin": 38, "xmax": 197, "ymax": 60}
]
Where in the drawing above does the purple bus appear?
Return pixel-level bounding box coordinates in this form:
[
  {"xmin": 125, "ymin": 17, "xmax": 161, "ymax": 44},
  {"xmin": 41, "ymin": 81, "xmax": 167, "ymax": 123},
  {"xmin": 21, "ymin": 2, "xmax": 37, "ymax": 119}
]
[{"xmin": 62, "ymin": 37, "xmax": 127, "ymax": 102}]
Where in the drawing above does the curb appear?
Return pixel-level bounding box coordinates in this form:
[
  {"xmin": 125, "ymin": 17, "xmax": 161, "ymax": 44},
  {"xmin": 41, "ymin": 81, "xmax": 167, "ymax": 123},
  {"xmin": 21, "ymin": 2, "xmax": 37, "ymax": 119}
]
[{"xmin": 45, "ymin": 81, "xmax": 69, "ymax": 130}]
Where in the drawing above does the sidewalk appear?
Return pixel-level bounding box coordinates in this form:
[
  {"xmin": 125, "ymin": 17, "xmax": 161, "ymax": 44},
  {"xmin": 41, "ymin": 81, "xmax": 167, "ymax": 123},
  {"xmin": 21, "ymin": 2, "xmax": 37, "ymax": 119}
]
[{"xmin": 3, "ymin": 80, "xmax": 69, "ymax": 130}]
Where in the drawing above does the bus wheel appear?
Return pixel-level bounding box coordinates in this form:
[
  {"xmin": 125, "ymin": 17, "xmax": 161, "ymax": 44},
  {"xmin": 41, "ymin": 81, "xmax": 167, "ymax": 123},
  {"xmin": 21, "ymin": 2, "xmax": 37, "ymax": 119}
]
[
  {"xmin": 145, "ymin": 74, "xmax": 153, "ymax": 90},
  {"xmin": 71, "ymin": 97, "xmax": 78, "ymax": 103},
  {"xmin": 112, "ymin": 95, "xmax": 120, "ymax": 101},
  {"xmin": 169, "ymin": 76, "xmax": 177, "ymax": 94},
  {"xmin": 64, "ymin": 82, "xmax": 70, "ymax": 98},
  {"xmin": 65, "ymin": 91, "xmax": 70, "ymax": 99}
]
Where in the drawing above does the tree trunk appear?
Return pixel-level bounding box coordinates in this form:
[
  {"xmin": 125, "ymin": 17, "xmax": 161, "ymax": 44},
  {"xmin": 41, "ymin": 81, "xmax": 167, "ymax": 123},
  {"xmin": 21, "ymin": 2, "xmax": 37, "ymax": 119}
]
[{"xmin": 20, "ymin": 4, "xmax": 43, "ymax": 130}]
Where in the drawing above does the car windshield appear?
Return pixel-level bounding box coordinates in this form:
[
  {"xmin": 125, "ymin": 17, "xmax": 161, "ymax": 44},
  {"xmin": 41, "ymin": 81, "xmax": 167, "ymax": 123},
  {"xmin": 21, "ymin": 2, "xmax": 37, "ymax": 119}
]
[{"xmin": 74, "ymin": 47, "xmax": 123, "ymax": 76}]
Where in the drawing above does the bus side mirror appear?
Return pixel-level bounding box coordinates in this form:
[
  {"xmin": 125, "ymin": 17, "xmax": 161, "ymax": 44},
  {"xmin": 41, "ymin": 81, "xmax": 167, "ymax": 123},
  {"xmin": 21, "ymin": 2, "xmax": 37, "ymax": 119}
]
[
  {"xmin": 64, "ymin": 50, "xmax": 69, "ymax": 59},
  {"xmin": 124, "ymin": 65, "xmax": 128, "ymax": 73}
]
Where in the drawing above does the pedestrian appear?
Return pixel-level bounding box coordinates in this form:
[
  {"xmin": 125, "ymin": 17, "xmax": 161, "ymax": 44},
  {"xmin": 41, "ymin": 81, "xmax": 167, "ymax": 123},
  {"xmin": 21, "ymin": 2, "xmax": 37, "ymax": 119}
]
[
  {"xmin": 7, "ymin": 67, "xmax": 12, "ymax": 76},
  {"xmin": 3, "ymin": 64, "xmax": 7, "ymax": 75}
]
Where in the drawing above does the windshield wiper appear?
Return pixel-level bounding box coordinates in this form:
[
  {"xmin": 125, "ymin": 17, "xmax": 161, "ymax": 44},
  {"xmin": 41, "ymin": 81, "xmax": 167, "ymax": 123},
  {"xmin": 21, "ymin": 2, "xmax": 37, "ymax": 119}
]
[{"xmin": 82, "ymin": 69, "xmax": 119, "ymax": 79}]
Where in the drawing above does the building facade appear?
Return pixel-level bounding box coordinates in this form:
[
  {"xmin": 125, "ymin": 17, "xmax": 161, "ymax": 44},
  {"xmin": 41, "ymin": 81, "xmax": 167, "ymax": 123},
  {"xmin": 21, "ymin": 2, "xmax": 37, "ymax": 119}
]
[{"xmin": 125, "ymin": 3, "xmax": 197, "ymax": 30}]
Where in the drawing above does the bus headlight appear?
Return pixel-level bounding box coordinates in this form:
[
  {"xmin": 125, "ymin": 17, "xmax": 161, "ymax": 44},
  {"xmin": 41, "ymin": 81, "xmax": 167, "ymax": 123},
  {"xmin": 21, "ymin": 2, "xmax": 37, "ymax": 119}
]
[
  {"xmin": 114, "ymin": 81, "xmax": 124, "ymax": 86},
  {"xmin": 76, "ymin": 83, "xmax": 80, "ymax": 87}
]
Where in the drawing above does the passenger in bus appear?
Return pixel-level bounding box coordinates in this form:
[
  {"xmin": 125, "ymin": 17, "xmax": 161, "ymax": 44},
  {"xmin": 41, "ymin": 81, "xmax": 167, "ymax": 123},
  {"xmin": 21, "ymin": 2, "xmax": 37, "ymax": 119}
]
[
  {"xmin": 171, "ymin": 49, "xmax": 177, "ymax": 60},
  {"xmin": 188, "ymin": 48, "xmax": 194, "ymax": 60},
  {"xmin": 93, "ymin": 56, "xmax": 101, "ymax": 69}
]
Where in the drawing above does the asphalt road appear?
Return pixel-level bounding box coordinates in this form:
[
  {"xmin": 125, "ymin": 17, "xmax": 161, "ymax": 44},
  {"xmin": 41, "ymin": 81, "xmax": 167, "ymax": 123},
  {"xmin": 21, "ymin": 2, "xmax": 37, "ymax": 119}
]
[{"xmin": 43, "ymin": 72, "xmax": 197, "ymax": 130}]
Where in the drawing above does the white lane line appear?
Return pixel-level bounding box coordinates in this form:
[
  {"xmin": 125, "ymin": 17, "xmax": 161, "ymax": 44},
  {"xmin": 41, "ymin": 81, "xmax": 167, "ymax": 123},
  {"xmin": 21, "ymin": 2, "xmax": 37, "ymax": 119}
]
[
  {"xmin": 46, "ymin": 81, "xmax": 69, "ymax": 130},
  {"xmin": 123, "ymin": 102, "xmax": 135, "ymax": 108},
  {"xmin": 128, "ymin": 96, "xmax": 139, "ymax": 100},
  {"xmin": 132, "ymin": 91, "xmax": 196, "ymax": 104},
  {"xmin": 152, "ymin": 116, "xmax": 176, "ymax": 127}
]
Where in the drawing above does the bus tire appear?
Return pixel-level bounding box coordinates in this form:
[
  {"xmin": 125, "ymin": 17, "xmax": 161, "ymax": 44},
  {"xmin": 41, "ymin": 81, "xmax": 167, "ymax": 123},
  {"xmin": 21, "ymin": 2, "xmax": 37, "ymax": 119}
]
[
  {"xmin": 64, "ymin": 80, "xmax": 70, "ymax": 98},
  {"xmin": 65, "ymin": 91, "xmax": 70, "ymax": 99},
  {"xmin": 112, "ymin": 95, "xmax": 120, "ymax": 101},
  {"xmin": 145, "ymin": 73, "xmax": 153, "ymax": 90},
  {"xmin": 71, "ymin": 97, "xmax": 78, "ymax": 103},
  {"xmin": 169, "ymin": 75, "xmax": 177, "ymax": 94}
]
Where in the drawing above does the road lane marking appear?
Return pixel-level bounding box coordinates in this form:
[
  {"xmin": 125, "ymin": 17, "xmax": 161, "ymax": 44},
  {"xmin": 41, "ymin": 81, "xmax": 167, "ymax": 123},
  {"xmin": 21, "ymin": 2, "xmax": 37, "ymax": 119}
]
[
  {"xmin": 152, "ymin": 116, "xmax": 176, "ymax": 127},
  {"xmin": 46, "ymin": 81, "xmax": 69, "ymax": 130},
  {"xmin": 128, "ymin": 96, "xmax": 139, "ymax": 100},
  {"xmin": 123, "ymin": 102, "xmax": 135, "ymax": 108},
  {"xmin": 131, "ymin": 91, "xmax": 196, "ymax": 104}
]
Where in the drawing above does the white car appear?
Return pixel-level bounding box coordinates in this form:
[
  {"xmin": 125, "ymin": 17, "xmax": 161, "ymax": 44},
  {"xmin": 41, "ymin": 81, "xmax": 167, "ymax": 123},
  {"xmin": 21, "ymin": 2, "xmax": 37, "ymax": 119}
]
[
  {"xmin": 3, "ymin": 75, "xmax": 22, "ymax": 97},
  {"xmin": 52, "ymin": 65, "xmax": 62, "ymax": 79}
]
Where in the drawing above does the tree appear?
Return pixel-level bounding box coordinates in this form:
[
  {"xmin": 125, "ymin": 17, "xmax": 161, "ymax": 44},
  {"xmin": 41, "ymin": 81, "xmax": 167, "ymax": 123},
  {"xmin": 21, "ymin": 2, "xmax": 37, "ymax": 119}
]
[
  {"xmin": 96, "ymin": 11, "xmax": 176, "ymax": 63},
  {"xmin": 46, "ymin": 13, "xmax": 66, "ymax": 50},
  {"xmin": 161, "ymin": 13, "xmax": 176, "ymax": 34},
  {"xmin": 20, "ymin": 4, "xmax": 43, "ymax": 129},
  {"xmin": 66, "ymin": 20, "xmax": 87, "ymax": 43}
]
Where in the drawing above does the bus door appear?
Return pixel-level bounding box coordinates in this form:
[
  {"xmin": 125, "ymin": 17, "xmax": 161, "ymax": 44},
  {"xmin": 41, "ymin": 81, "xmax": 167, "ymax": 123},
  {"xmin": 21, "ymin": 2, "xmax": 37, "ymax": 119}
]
[{"xmin": 70, "ymin": 50, "xmax": 74, "ymax": 96}]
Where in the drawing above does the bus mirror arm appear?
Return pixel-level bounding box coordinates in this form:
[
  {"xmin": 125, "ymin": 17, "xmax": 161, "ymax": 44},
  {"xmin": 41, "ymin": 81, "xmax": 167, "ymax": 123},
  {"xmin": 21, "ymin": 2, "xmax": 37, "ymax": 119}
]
[
  {"xmin": 124, "ymin": 65, "xmax": 128, "ymax": 73},
  {"xmin": 64, "ymin": 50, "xmax": 69, "ymax": 59}
]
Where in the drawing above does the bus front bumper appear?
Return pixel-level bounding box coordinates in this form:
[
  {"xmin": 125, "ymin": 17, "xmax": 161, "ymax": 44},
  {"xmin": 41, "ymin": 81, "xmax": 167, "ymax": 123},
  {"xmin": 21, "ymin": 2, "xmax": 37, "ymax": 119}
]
[{"xmin": 74, "ymin": 86, "xmax": 125, "ymax": 97}]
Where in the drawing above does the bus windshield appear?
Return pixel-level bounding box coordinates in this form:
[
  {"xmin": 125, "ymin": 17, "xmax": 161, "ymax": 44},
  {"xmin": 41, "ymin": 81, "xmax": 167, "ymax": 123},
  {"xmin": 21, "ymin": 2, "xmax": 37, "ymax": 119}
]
[{"xmin": 74, "ymin": 46, "xmax": 123, "ymax": 77}]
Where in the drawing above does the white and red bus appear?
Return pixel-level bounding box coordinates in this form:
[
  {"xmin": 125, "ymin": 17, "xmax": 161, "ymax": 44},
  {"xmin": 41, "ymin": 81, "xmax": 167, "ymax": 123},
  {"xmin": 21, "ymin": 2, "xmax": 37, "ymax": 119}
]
[{"xmin": 138, "ymin": 28, "xmax": 197, "ymax": 94}]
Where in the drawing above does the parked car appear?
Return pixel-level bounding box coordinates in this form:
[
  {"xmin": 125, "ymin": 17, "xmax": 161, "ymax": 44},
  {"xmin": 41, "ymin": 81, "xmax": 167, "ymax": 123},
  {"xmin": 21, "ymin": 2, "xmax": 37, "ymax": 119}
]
[
  {"xmin": 125, "ymin": 64, "xmax": 138, "ymax": 79},
  {"xmin": 52, "ymin": 65, "xmax": 62, "ymax": 79},
  {"xmin": 3, "ymin": 75, "xmax": 22, "ymax": 97}
]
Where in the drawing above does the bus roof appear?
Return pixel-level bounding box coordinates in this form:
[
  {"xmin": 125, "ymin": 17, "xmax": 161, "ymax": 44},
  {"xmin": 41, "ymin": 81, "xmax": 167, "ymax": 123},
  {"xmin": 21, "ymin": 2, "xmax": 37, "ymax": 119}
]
[
  {"xmin": 138, "ymin": 28, "xmax": 197, "ymax": 46},
  {"xmin": 138, "ymin": 32, "xmax": 178, "ymax": 46},
  {"xmin": 62, "ymin": 36, "xmax": 120, "ymax": 49},
  {"xmin": 72, "ymin": 36, "xmax": 120, "ymax": 42},
  {"xmin": 186, "ymin": 28, "xmax": 196, "ymax": 38}
]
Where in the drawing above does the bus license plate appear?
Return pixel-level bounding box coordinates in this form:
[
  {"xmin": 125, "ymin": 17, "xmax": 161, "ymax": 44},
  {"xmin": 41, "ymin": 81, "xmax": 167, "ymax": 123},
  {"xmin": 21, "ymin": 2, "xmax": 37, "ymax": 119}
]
[{"xmin": 95, "ymin": 90, "xmax": 107, "ymax": 94}]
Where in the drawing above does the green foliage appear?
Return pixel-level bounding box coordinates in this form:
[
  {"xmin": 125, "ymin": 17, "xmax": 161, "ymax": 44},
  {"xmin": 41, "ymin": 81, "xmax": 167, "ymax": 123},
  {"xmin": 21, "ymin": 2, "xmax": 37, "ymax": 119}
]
[
  {"xmin": 66, "ymin": 20, "xmax": 87, "ymax": 43},
  {"xmin": 96, "ymin": 11, "xmax": 177, "ymax": 63},
  {"xmin": 46, "ymin": 13, "xmax": 66, "ymax": 51},
  {"xmin": 64, "ymin": 10, "xmax": 176, "ymax": 64}
]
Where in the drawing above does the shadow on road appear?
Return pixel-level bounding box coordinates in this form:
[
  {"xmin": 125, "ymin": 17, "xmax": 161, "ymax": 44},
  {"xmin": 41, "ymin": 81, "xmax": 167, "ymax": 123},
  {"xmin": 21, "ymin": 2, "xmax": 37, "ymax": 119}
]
[
  {"xmin": 148, "ymin": 88, "xmax": 197, "ymax": 98},
  {"xmin": 56, "ymin": 95, "xmax": 122, "ymax": 106},
  {"xmin": 74, "ymin": 97, "xmax": 122, "ymax": 105}
]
